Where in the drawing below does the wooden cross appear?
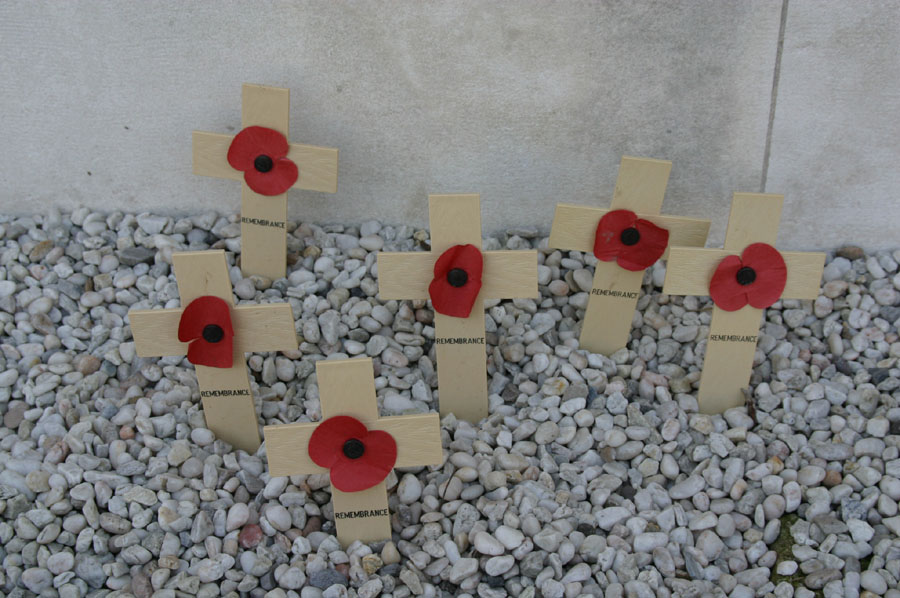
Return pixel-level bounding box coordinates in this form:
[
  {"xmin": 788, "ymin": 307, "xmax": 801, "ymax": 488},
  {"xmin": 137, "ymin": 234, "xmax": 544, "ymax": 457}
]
[
  {"xmin": 192, "ymin": 83, "xmax": 339, "ymax": 280},
  {"xmin": 549, "ymin": 156, "xmax": 710, "ymax": 355},
  {"xmin": 663, "ymin": 193, "xmax": 825, "ymax": 413},
  {"xmin": 128, "ymin": 250, "xmax": 298, "ymax": 452},
  {"xmin": 377, "ymin": 194, "xmax": 538, "ymax": 422},
  {"xmin": 264, "ymin": 358, "xmax": 442, "ymax": 546}
]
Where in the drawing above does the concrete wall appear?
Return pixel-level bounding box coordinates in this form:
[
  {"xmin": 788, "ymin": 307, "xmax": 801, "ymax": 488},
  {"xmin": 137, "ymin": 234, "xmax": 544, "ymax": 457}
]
[{"xmin": 0, "ymin": 1, "xmax": 897, "ymax": 250}]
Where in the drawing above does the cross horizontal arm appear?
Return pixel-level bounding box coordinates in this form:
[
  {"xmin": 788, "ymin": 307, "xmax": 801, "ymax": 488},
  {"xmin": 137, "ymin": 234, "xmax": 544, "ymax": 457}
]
[
  {"xmin": 192, "ymin": 131, "xmax": 339, "ymax": 194},
  {"xmin": 664, "ymin": 248, "xmax": 826, "ymax": 299},
  {"xmin": 483, "ymin": 251, "xmax": 538, "ymax": 298},
  {"xmin": 376, "ymin": 252, "xmax": 434, "ymax": 299},
  {"xmin": 377, "ymin": 251, "xmax": 538, "ymax": 300},
  {"xmin": 264, "ymin": 413, "xmax": 443, "ymax": 477},
  {"xmin": 549, "ymin": 205, "xmax": 710, "ymax": 255},
  {"xmin": 130, "ymin": 303, "xmax": 297, "ymax": 357}
]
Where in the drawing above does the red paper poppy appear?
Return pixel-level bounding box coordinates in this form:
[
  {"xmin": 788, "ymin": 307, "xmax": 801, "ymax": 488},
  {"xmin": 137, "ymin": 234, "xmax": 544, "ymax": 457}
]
[
  {"xmin": 308, "ymin": 415, "xmax": 397, "ymax": 492},
  {"xmin": 593, "ymin": 209, "xmax": 670, "ymax": 271},
  {"xmin": 178, "ymin": 296, "xmax": 234, "ymax": 368},
  {"xmin": 428, "ymin": 244, "xmax": 484, "ymax": 318},
  {"xmin": 226, "ymin": 126, "xmax": 298, "ymax": 196},
  {"xmin": 709, "ymin": 242, "xmax": 787, "ymax": 311}
]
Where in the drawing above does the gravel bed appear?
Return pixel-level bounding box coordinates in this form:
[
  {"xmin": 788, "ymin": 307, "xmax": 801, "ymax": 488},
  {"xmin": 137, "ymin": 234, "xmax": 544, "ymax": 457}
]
[{"xmin": 0, "ymin": 208, "xmax": 898, "ymax": 598}]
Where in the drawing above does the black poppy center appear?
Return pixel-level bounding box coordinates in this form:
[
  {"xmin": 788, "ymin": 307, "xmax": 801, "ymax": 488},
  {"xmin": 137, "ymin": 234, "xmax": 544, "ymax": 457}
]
[
  {"xmin": 202, "ymin": 324, "xmax": 224, "ymax": 343},
  {"xmin": 736, "ymin": 266, "xmax": 757, "ymax": 286},
  {"xmin": 620, "ymin": 227, "xmax": 640, "ymax": 246},
  {"xmin": 342, "ymin": 438, "xmax": 365, "ymax": 459},
  {"xmin": 254, "ymin": 155, "xmax": 274, "ymax": 173},
  {"xmin": 447, "ymin": 268, "xmax": 468, "ymax": 288}
]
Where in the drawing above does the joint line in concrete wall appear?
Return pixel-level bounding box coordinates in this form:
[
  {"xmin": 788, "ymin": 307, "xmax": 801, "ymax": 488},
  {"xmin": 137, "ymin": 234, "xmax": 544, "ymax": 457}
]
[{"xmin": 761, "ymin": 0, "xmax": 790, "ymax": 192}]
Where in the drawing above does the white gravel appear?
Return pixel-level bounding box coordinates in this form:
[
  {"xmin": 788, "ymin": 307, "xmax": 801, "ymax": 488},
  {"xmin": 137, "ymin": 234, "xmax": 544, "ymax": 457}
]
[{"xmin": 0, "ymin": 210, "xmax": 898, "ymax": 597}]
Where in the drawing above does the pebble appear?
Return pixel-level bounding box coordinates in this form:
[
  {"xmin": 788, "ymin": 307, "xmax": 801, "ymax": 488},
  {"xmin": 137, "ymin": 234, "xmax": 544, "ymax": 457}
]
[
  {"xmin": 21, "ymin": 568, "xmax": 53, "ymax": 592},
  {"xmin": 239, "ymin": 524, "xmax": 263, "ymax": 548},
  {"xmin": 596, "ymin": 507, "xmax": 631, "ymax": 530},
  {"xmin": 670, "ymin": 475, "xmax": 705, "ymax": 499},
  {"xmin": 495, "ymin": 525, "xmax": 524, "ymax": 549},
  {"xmin": 47, "ymin": 551, "xmax": 75, "ymax": 574},
  {"xmin": 279, "ymin": 567, "xmax": 307, "ymax": 589},
  {"xmin": 448, "ymin": 558, "xmax": 478, "ymax": 583},
  {"xmin": 397, "ymin": 473, "xmax": 422, "ymax": 504},
  {"xmin": 266, "ymin": 504, "xmax": 292, "ymax": 531},
  {"xmin": 485, "ymin": 554, "xmax": 515, "ymax": 576},
  {"xmin": 197, "ymin": 554, "xmax": 234, "ymax": 582},
  {"xmin": 633, "ymin": 532, "xmax": 667, "ymax": 552},
  {"xmin": 860, "ymin": 570, "xmax": 887, "ymax": 594},
  {"xmin": 309, "ymin": 569, "xmax": 348, "ymax": 589},
  {"xmin": 473, "ymin": 531, "xmax": 505, "ymax": 555},
  {"xmin": 226, "ymin": 503, "xmax": 249, "ymax": 531}
]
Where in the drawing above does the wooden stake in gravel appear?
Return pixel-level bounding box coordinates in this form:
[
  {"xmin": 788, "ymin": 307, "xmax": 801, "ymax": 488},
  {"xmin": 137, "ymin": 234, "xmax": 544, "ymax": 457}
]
[
  {"xmin": 193, "ymin": 83, "xmax": 338, "ymax": 280},
  {"xmin": 129, "ymin": 250, "xmax": 298, "ymax": 452},
  {"xmin": 664, "ymin": 193, "xmax": 825, "ymax": 413},
  {"xmin": 264, "ymin": 358, "xmax": 443, "ymax": 546},
  {"xmin": 549, "ymin": 156, "xmax": 710, "ymax": 355},
  {"xmin": 377, "ymin": 194, "xmax": 538, "ymax": 423}
]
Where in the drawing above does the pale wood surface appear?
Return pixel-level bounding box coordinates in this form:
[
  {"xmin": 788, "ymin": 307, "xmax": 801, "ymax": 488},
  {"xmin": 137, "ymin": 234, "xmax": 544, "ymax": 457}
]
[
  {"xmin": 434, "ymin": 309, "xmax": 489, "ymax": 422},
  {"xmin": 130, "ymin": 303, "xmax": 297, "ymax": 357},
  {"xmin": 548, "ymin": 204, "xmax": 710, "ymax": 258},
  {"xmin": 241, "ymin": 187, "xmax": 288, "ymax": 281},
  {"xmin": 172, "ymin": 250, "xmax": 235, "ymax": 304},
  {"xmin": 240, "ymin": 84, "xmax": 290, "ymax": 281},
  {"xmin": 662, "ymin": 193, "xmax": 825, "ymax": 413},
  {"xmin": 610, "ymin": 156, "xmax": 671, "ymax": 213},
  {"xmin": 724, "ymin": 193, "xmax": 783, "ymax": 250},
  {"xmin": 194, "ymin": 362, "xmax": 259, "ymax": 453},
  {"xmin": 192, "ymin": 84, "xmax": 339, "ymax": 280},
  {"xmin": 548, "ymin": 156, "xmax": 709, "ymax": 355},
  {"xmin": 129, "ymin": 250, "xmax": 296, "ymax": 452},
  {"xmin": 578, "ymin": 263, "xmax": 645, "ymax": 355},
  {"xmin": 663, "ymin": 248, "xmax": 826, "ymax": 299},
  {"xmin": 263, "ymin": 358, "xmax": 442, "ymax": 546},
  {"xmin": 192, "ymin": 131, "xmax": 339, "ymax": 193},
  {"xmin": 697, "ymin": 306, "xmax": 764, "ymax": 413},
  {"xmin": 376, "ymin": 194, "xmax": 537, "ymax": 422},
  {"xmin": 330, "ymin": 482, "xmax": 390, "ymax": 545},
  {"xmin": 264, "ymin": 413, "xmax": 443, "ymax": 475},
  {"xmin": 375, "ymin": 253, "xmax": 433, "ymax": 299},
  {"xmin": 427, "ymin": 195, "xmax": 492, "ymax": 422},
  {"xmin": 429, "ymin": 194, "xmax": 482, "ymax": 250},
  {"xmin": 317, "ymin": 358, "xmax": 380, "ymax": 420},
  {"xmin": 377, "ymin": 251, "xmax": 538, "ymax": 300}
]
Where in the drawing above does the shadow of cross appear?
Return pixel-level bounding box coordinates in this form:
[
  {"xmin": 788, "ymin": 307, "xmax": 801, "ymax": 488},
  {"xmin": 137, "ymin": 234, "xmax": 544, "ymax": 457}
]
[
  {"xmin": 663, "ymin": 193, "xmax": 826, "ymax": 414},
  {"xmin": 376, "ymin": 194, "xmax": 538, "ymax": 423},
  {"xmin": 549, "ymin": 156, "xmax": 710, "ymax": 355},
  {"xmin": 264, "ymin": 358, "xmax": 443, "ymax": 546},
  {"xmin": 128, "ymin": 250, "xmax": 298, "ymax": 452},
  {"xmin": 192, "ymin": 83, "xmax": 339, "ymax": 280}
]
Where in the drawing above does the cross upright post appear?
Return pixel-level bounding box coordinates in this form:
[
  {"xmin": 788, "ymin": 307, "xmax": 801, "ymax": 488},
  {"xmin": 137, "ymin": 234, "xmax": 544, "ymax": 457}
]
[
  {"xmin": 549, "ymin": 156, "xmax": 710, "ymax": 355},
  {"xmin": 663, "ymin": 193, "xmax": 825, "ymax": 413},
  {"xmin": 376, "ymin": 194, "xmax": 538, "ymax": 422},
  {"xmin": 193, "ymin": 83, "xmax": 339, "ymax": 280},
  {"xmin": 129, "ymin": 250, "xmax": 298, "ymax": 452},
  {"xmin": 264, "ymin": 358, "xmax": 443, "ymax": 546}
]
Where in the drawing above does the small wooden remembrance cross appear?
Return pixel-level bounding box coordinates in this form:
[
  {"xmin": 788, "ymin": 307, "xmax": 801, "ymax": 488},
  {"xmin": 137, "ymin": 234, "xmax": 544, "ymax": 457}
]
[
  {"xmin": 377, "ymin": 194, "xmax": 538, "ymax": 422},
  {"xmin": 549, "ymin": 156, "xmax": 710, "ymax": 355},
  {"xmin": 193, "ymin": 83, "xmax": 339, "ymax": 280},
  {"xmin": 663, "ymin": 193, "xmax": 825, "ymax": 413},
  {"xmin": 264, "ymin": 358, "xmax": 443, "ymax": 546},
  {"xmin": 129, "ymin": 250, "xmax": 298, "ymax": 452}
]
